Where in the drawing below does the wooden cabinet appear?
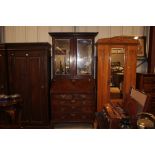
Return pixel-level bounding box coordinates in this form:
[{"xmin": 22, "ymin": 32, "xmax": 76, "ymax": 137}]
[
  {"xmin": 148, "ymin": 26, "xmax": 155, "ymax": 73},
  {"xmin": 0, "ymin": 44, "xmax": 8, "ymax": 94},
  {"xmin": 96, "ymin": 37, "xmax": 139, "ymax": 111},
  {"xmin": 49, "ymin": 32, "xmax": 98, "ymax": 125},
  {"xmin": 1, "ymin": 43, "xmax": 51, "ymax": 128},
  {"xmin": 136, "ymin": 73, "xmax": 155, "ymax": 115}
]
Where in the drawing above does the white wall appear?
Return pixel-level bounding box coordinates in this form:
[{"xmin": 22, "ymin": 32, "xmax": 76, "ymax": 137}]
[{"xmin": 4, "ymin": 26, "xmax": 149, "ymax": 73}]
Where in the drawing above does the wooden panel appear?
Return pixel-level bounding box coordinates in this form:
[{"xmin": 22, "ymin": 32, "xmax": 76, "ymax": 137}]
[
  {"xmin": 97, "ymin": 26, "xmax": 110, "ymax": 39},
  {"xmin": 133, "ymin": 26, "xmax": 144, "ymax": 36},
  {"xmin": 51, "ymin": 79, "xmax": 95, "ymax": 93},
  {"xmin": 77, "ymin": 26, "xmax": 87, "ymax": 32},
  {"xmin": 37, "ymin": 26, "xmax": 50, "ymax": 42},
  {"xmin": 15, "ymin": 26, "xmax": 26, "ymax": 42},
  {"xmin": 122, "ymin": 26, "xmax": 133, "ymax": 36},
  {"xmin": 136, "ymin": 73, "xmax": 155, "ymax": 115},
  {"xmin": 110, "ymin": 26, "xmax": 123, "ymax": 37},
  {"xmin": 7, "ymin": 51, "xmax": 30, "ymax": 124},
  {"xmin": 0, "ymin": 45, "xmax": 8, "ymax": 94},
  {"xmin": 148, "ymin": 26, "xmax": 155, "ymax": 73},
  {"xmin": 25, "ymin": 26, "xmax": 38, "ymax": 42},
  {"xmin": 49, "ymin": 26, "xmax": 62, "ymax": 32},
  {"xmin": 4, "ymin": 26, "xmax": 16, "ymax": 42},
  {"xmin": 61, "ymin": 26, "xmax": 73, "ymax": 32},
  {"xmin": 85, "ymin": 26, "xmax": 98, "ymax": 32},
  {"xmin": 97, "ymin": 45, "xmax": 110, "ymax": 111},
  {"xmin": 124, "ymin": 46, "xmax": 137, "ymax": 99}
]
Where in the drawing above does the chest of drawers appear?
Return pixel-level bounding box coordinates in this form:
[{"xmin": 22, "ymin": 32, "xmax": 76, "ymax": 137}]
[
  {"xmin": 136, "ymin": 73, "xmax": 155, "ymax": 115},
  {"xmin": 51, "ymin": 79, "xmax": 96, "ymax": 124}
]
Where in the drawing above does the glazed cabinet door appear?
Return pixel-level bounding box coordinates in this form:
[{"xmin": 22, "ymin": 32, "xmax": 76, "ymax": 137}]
[{"xmin": 53, "ymin": 37, "xmax": 74, "ymax": 78}]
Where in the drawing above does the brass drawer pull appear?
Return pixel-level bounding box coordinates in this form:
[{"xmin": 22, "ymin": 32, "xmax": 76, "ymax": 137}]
[
  {"xmin": 71, "ymin": 99, "xmax": 75, "ymax": 103},
  {"xmin": 71, "ymin": 113, "xmax": 76, "ymax": 117},
  {"xmin": 25, "ymin": 53, "xmax": 29, "ymax": 56},
  {"xmin": 71, "ymin": 106, "xmax": 75, "ymax": 109},
  {"xmin": 71, "ymin": 79, "xmax": 76, "ymax": 83}
]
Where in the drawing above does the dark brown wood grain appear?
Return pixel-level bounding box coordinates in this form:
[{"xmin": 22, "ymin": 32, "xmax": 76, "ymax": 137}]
[
  {"xmin": 0, "ymin": 43, "xmax": 51, "ymax": 128},
  {"xmin": 136, "ymin": 73, "xmax": 155, "ymax": 115},
  {"xmin": 49, "ymin": 33, "xmax": 98, "ymax": 124}
]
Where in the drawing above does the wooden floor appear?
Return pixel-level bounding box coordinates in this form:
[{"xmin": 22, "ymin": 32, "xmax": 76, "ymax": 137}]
[{"xmin": 53, "ymin": 123, "xmax": 93, "ymax": 129}]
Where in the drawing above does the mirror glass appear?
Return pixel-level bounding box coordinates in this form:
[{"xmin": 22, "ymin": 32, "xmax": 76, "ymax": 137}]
[
  {"xmin": 110, "ymin": 48, "xmax": 125, "ymax": 100},
  {"xmin": 54, "ymin": 39, "xmax": 70, "ymax": 75},
  {"xmin": 77, "ymin": 39, "xmax": 92, "ymax": 75}
]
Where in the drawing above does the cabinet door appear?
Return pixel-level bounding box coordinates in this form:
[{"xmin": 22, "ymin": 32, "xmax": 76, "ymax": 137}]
[
  {"xmin": 53, "ymin": 38, "xmax": 74, "ymax": 78},
  {"xmin": 8, "ymin": 50, "xmax": 30, "ymax": 124},
  {"xmin": 76, "ymin": 39, "xmax": 93, "ymax": 76},
  {"xmin": 0, "ymin": 50, "xmax": 8, "ymax": 94},
  {"xmin": 97, "ymin": 45, "xmax": 110, "ymax": 111},
  {"xmin": 28, "ymin": 51, "xmax": 49, "ymax": 125}
]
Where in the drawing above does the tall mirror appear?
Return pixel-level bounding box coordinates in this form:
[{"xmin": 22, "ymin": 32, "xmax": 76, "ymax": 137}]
[{"xmin": 110, "ymin": 48, "xmax": 125, "ymax": 100}]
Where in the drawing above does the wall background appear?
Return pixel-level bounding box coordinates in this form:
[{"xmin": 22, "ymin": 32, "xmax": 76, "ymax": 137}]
[{"xmin": 3, "ymin": 26, "xmax": 149, "ymax": 73}]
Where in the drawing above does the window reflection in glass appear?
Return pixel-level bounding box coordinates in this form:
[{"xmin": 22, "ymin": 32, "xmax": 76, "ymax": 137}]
[
  {"xmin": 77, "ymin": 39, "xmax": 92, "ymax": 75},
  {"xmin": 54, "ymin": 39, "xmax": 70, "ymax": 75}
]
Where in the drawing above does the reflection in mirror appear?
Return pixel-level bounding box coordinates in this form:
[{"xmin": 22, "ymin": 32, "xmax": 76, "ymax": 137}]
[
  {"xmin": 110, "ymin": 48, "xmax": 125, "ymax": 100},
  {"xmin": 54, "ymin": 39, "xmax": 70, "ymax": 75},
  {"xmin": 77, "ymin": 39, "xmax": 92, "ymax": 75}
]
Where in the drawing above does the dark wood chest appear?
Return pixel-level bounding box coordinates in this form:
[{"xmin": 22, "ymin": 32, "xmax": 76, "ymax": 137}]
[{"xmin": 136, "ymin": 73, "xmax": 155, "ymax": 115}]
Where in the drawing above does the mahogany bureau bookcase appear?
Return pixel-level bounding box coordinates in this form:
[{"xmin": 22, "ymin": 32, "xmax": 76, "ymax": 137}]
[{"xmin": 49, "ymin": 32, "xmax": 98, "ymax": 127}]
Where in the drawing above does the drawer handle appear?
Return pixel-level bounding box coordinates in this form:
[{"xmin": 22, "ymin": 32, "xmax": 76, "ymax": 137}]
[
  {"xmin": 26, "ymin": 53, "xmax": 29, "ymax": 56},
  {"xmin": 41, "ymin": 85, "xmax": 45, "ymax": 89},
  {"xmin": 61, "ymin": 108, "xmax": 65, "ymax": 111},
  {"xmin": 82, "ymin": 101, "xmax": 86, "ymax": 105},
  {"xmin": 71, "ymin": 79, "xmax": 76, "ymax": 83},
  {"xmin": 61, "ymin": 116, "xmax": 65, "ymax": 119},
  {"xmin": 0, "ymin": 54, "xmax": 2, "ymax": 56},
  {"xmin": 82, "ymin": 115, "xmax": 86, "ymax": 119},
  {"xmin": 71, "ymin": 106, "xmax": 75, "ymax": 109},
  {"xmin": 71, "ymin": 100, "xmax": 75, "ymax": 103}
]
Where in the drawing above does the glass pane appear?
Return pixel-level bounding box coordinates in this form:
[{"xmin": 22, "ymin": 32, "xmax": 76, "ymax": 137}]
[
  {"xmin": 110, "ymin": 48, "xmax": 125, "ymax": 99},
  {"xmin": 77, "ymin": 39, "xmax": 92, "ymax": 75},
  {"xmin": 54, "ymin": 39, "xmax": 70, "ymax": 75}
]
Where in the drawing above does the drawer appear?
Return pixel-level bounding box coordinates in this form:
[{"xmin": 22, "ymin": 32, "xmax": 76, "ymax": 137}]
[
  {"xmin": 52, "ymin": 112, "xmax": 94, "ymax": 122},
  {"xmin": 52, "ymin": 94, "xmax": 72, "ymax": 100},
  {"xmin": 72, "ymin": 94, "xmax": 94, "ymax": 100},
  {"xmin": 143, "ymin": 77, "xmax": 155, "ymax": 84},
  {"xmin": 52, "ymin": 104, "xmax": 96, "ymax": 113},
  {"xmin": 51, "ymin": 93, "xmax": 95, "ymax": 101},
  {"xmin": 52, "ymin": 99, "xmax": 95, "ymax": 106},
  {"xmin": 51, "ymin": 79, "xmax": 95, "ymax": 93},
  {"xmin": 142, "ymin": 85, "xmax": 155, "ymax": 92}
]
